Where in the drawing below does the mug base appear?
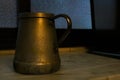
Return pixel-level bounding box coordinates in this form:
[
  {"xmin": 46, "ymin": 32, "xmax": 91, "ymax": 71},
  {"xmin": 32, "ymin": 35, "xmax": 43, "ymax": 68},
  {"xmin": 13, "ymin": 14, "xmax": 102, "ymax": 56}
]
[{"xmin": 13, "ymin": 60, "xmax": 60, "ymax": 74}]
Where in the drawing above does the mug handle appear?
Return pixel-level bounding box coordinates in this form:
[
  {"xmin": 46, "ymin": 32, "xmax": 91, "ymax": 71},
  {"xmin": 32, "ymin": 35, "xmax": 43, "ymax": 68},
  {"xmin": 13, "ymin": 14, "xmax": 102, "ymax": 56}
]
[{"xmin": 54, "ymin": 14, "xmax": 72, "ymax": 44}]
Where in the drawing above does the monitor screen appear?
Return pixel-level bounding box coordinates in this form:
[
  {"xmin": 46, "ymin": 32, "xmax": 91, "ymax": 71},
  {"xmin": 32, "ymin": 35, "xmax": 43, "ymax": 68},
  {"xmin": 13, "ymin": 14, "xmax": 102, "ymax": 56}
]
[
  {"xmin": 0, "ymin": 0, "xmax": 92, "ymax": 29},
  {"xmin": 31, "ymin": 0, "xmax": 92, "ymax": 29},
  {"xmin": 93, "ymin": 0, "xmax": 116, "ymax": 30},
  {"xmin": 0, "ymin": 0, "xmax": 17, "ymax": 28}
]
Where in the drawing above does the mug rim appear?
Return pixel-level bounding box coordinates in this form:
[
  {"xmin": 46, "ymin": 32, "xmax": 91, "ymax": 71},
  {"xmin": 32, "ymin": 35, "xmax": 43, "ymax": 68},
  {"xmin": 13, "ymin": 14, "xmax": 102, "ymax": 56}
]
[{"xmin": 19, "ymin": 12, "xmax": 55, "ymax": 18}]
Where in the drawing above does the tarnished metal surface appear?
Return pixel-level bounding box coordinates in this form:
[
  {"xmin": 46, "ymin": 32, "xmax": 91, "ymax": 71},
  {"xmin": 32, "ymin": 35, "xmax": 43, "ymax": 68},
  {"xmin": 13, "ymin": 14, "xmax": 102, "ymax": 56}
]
[{"xmin": 14, "ymin": 12, "xmax": 72, "ymax": 74}]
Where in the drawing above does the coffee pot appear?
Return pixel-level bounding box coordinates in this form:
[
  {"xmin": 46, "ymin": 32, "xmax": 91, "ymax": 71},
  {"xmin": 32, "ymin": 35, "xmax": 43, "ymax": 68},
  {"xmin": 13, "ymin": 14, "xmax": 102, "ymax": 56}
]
[{"xmin": 13, "ymin": 12, "xmax": 72, "ymax": 74}]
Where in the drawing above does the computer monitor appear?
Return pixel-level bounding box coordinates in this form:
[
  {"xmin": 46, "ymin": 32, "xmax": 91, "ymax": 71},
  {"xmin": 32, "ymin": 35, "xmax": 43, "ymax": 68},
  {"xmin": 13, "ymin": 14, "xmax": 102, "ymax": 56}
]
[{"xmin": 90, "ymin": 0, "xmax": 120, "ymax": 58}]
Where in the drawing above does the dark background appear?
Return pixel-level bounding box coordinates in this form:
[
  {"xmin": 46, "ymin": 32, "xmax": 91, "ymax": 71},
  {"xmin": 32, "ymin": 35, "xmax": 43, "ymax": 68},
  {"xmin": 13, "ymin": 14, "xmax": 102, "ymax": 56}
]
[{"xmin": 0, "ymin": 0, "xmax": 120, "ymax": 55}]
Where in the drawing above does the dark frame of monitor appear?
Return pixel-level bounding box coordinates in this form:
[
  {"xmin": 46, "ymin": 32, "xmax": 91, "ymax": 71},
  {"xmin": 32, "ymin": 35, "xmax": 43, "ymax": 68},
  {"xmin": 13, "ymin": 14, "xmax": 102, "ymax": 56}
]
[{"xmin": 89, "ymin": 0, "xmax": 120, "ymax": 52}]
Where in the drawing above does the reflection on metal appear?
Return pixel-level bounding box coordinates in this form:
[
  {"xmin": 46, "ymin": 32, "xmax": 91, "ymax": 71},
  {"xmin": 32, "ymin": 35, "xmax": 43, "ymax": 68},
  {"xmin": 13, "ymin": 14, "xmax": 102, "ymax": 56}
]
[{"xmin": 13, "ymin": 12, "xmax": 72, "ymax": 74}]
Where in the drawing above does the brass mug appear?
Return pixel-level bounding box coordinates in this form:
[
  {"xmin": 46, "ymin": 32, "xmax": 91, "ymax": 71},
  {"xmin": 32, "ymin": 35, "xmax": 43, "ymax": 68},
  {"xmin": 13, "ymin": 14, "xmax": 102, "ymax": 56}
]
[{"xmin": 13, "ymin": 12, "xmax": 72, "ymax": 74}]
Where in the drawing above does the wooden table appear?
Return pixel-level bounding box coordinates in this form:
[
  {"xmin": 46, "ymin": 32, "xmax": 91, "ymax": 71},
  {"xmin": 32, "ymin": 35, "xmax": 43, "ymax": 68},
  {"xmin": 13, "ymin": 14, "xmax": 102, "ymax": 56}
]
[{"xmin": 0, "ymin": 50, "xmax": 120, "ymax": 80}]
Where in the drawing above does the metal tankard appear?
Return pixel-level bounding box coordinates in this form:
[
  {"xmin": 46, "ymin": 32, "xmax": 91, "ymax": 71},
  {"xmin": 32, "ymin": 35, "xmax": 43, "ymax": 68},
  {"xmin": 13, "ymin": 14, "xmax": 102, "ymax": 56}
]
[{"xmin": 13, "ymin": 12, "xmax": 72, "ymax": 74}]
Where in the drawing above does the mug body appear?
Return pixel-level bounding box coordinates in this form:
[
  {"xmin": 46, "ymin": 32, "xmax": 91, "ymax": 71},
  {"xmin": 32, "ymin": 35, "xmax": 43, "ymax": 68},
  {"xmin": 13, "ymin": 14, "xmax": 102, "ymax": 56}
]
[{"xmin": 14, "ymin": 12, "xmax": 61, "ymax": 74}]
